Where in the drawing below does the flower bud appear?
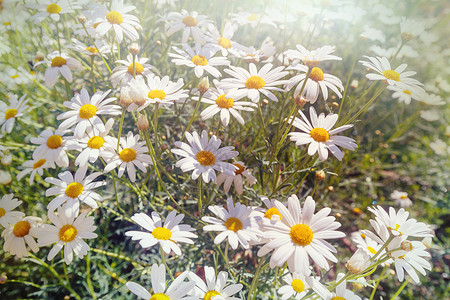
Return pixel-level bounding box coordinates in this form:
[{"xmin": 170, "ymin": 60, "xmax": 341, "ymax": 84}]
[
  {"xmin": 350, "ymin": 79, "xmax": 358, "ymax": 89},
  {"xmin": 315, "ymin": 170, "xmax": 326, "ymax": 181},
  {"xmin": 137, "ymin": 114, "xmax": 149, "ymax": 131},
  {"xmin": 35, "ymin": 52, "xmax": 45, "ymax": 62},
  {"xmin": 198, "ymin": 77, "xmax": 210, "ymax": 94},
  {"xmin": 0, "ymin": 275, "xmax": 7, "ymax": 284},
  {"xmin": 346, "ymin": 248, "xmax": 371, "ymax": 274},
  {"xmin": 120, "ymin": 86, "xmax": 133, "ymax": 108},
  {"xmin": 295, "ymin": 95, "xmax": 307, "ymax": 108},
  {"xmin": 129, "ymin": 43, "xmax": 140, "ymax": 55},
  {"xmin": 0, "ymin": 170, "xmax": 12, "ymax": 185},
  {"xmin": 77, "ymin": 15, "xmax": 87, "ymax": 24},
  {"xmin": 1, "ymin": 154, "xmax": 12, "ymax": 166},
  {"xmin": 401, "ymin": 240, "xmax": 413, "ymax": 251}
]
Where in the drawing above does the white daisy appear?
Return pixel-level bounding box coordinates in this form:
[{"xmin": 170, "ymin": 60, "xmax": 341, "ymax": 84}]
[
  {"xmin": 195, "ymin": 83, "xmax": 257, "ymax": 126},
  {"xmin": 345, "ymin": 248, "xmax": 372, "ymax": 274},
  {"xmin": 218, "ymin": 63, "xmax": 288, "ymax": 103},
  {"xmin": 27, "ymin": 0, "xmax": 80, "ymax": 23},
  {"xmin": 205, "ymin": 21, "xmax": 242, "ymax": 57},
  {"xmin": 126, "ymin": 264, "xmax": 195, "ymax": 300},
  {"xmin": 418, "ymin": 93, "xmax": 445, "ymax": 106},
  {"xmin": 67, "ymin": 38, "xmax": 111, "ymax": 57},
  {"xmin": 103, "ymin": 131, "xmax": 153, "ymax": 182},
  {"xmin": 400, "ymin": 17, "xmax": 425, "ymax": 42},
  {"xmin": 216, "ymin": 161, "xmax": 257, "ymax": 194},
  {"xmin": 165, "ymin": 10, "xmax": 213, "ymax": 44},
  {"xmin": 327, "ymin": 273, "xmax": 361, "ymax": 300},
  {"xmin": 37, "ymin": 204, "xmax": 97, "ymax": 265},
  {"xmin": 231, "ymin": 12, "xmax": 277, "ymax": 28},
  {"xmin": 169, "ymin": 44, "xmax": 229, "ymax": 78},
  {"xmin": 390, "ymin": 190, "xmax": 413, "ymax": 208},
  {"xmin": 30, "ymin": 129, "xmax": 71, "ymax": 167},
  {"xmin": 110, "ymin": 53, "xmax": 155, "ymax": 88},
  {"xmin": 289, "ymin": 107, "xmax": 358, "ymax": 161},
  {"xmin": 202, "ymin": 198, "xmax": 262, "ymax": 250},
  {"xmin": 0, "ymin": 94, "xmax": 28, "ymax": 134},
  {"xmin": 260, "ymin": 196, "xmax": 284, "ymax": 222},
  {"xmin": 0, "ymin": 194, "xmax": 24, "ymax": 228},
  {"xmin": 257, "ymin": 195, "xmax": 345, "ymax": 275},
  {"xmin": 351, "ymin": 231, "xmax": 384, "ymax": 259},
  {"xmin": 125, "ymin": 211, "xmax": 197, "ymax": 255},
  {"xmin": 387, "ymin": 84, "xmax": 426, "ymax": 105},
  {"xmin": 285, "ymin": 44, "xmax": 342, "ymax": 68},
  {"xmin": 36, "ymin": 51, "xmax": 82, "ymax": 87},
  {"xmin": 45, "ymin": 167, "xmax": 106, "ymax": 214},
  {"xmin": 2, "ymin": 216, "xmax": 41, "ymax": 258},
  {"xmin": 16, "ymin": 155, "xmax": 56, "ymax": 185},
  {"xmin": 286, "ymin": 64, "xmax": 344, "ymax": 103},
  {"xmin": 171, "ymin": 130, "xmax": 238, "ymax": 183},
  {"xmin": 238, "ymin": 38, "xmax": 276, "ymax": 64},
  {"xmin": 57, "ymin": 88, "xmax": 121, "ymax": 139},
  {"xmin": 94, "ymin": 0, "xmax": 141, "ymax": 43},
  {"xmin": 278, "ymin": 272, "xmax": 330, "ymax": 300},
  {"xmin": 188, "ymin": 266, "xmax": 243, "ymax": 299},
  {"xmin": 359, "ymin": 56, "xmax": 423, "ymax": 88}
]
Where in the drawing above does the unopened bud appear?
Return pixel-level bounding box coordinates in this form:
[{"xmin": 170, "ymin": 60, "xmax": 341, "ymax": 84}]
[
  {"xmin": 328, "ymin": 185, "xmax": 334, "ymax": 192},
  {"xmin": 401, "ymin": 240, "xmax": 413, "ymax": 251},
  {"xmin": 353, "ymin": 207, "xmax": 362, "ymax": 215},
  {"xmin": 77, "ymin": 15, "xmax": 87, "ymax": 24},
  {"xmin": 129, "ymin": 43, "xmax": 140, "ymax": 55},
  {"xmin": 295, "ymin": 95, "xmax": 307, "ymax": 107},
  {"xmin": 64, "ymin": 296, "xmax": 70, "ymax": 300},
  {"xmin": 401, "ymin": 32, "xmax": 414, "ymax": 42},
  {"xmin": 174, "ymin": 271, "xmax": 183, "ymax": 278},
  {"xmin": 156, "ymin": 40, "xmax": 162, "ymax": 46},
  {"xmin": 315, "ymin": 170, "xmax": 326, "ymax": 181},
  {"xmin": 0, "ymin": 170, "xmax": 12, "ymax": 185},
  {"xmin": 346, "ymin": 248, "xmax": 371, "ymax": 274},
  {"xmin": 422, "ymin": 237, "xmax": 432, "ymax": 249},
  {"xmin": 350, "ymin": 79, "xmax": 358, "ymax": 89},
  {"xmin": 137, "ymin": 114, "xmax": 149, "ymax": 131},
  {"xmin": 335, "ymin": 212, "xmax": 342, "ymax": 218},
  {"xmin": 120, "ymin": 86, "xmax": 133, "ymax": 108},
  {"xmin": 1, "ymin": 154, "xmax": 12, "ymax": 166},
  {"xmin": 262, "ymin": 99, "xmax": 269, "ymax": 106},
  {"xmin": 35, "ymin": 52, "xmax": 45, "ymax": 62},
  {"xmin": 0, "ymin": 275, "xmax": 7, "ymax": 284},
  {"xmin": 331, "ymin": 101, "xmax": 339, "ymax": 108},
  {"xmin": 198, "ymin": 77, "xmax": 210, "ymax": 94}
]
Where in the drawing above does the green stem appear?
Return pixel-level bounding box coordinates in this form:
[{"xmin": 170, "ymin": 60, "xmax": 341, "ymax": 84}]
[
  {"xmin": 369, "ymin": 268, "xmax": 385, "ymax": 300},
  {"xmin": 86, "ymin": 253, "xmax": 97, "ymax": 299},
  {"xmin": 198, "ymin": 179, "xmax": 203, "ymax": 217},
  {"xmin": 391, "ymin": 278, "xmax": 410, "ymax": 299},
  {"xmin": 116, "ymin": 108, "xmax": 125, "ymax": 152},
  {"xmin": 182, "ymin": 93, "xmax": 203, "ymax": 140},
  {"xmin": 160, "ymin": 247, "xmax": 174, "ymax": 281}
]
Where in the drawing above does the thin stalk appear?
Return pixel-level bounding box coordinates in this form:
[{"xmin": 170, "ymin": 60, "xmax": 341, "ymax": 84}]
[
  {"xmin": 182, "ymin": 93, "xmax": 203, "ymax": 140},
  {"xmin": 86, "ymin": 253, "xmax": 97, "ymax": 299},
  {"xmin": 160, "ymin": 247, "xmax": 174, "ymax": 281},
  {"xmin": 369, "ymin": 268, "xmax": 385, "ymax": 300},
  {"xmin": 391, "ymin": 278, "xmax": 410, "ymax": 299},
  {"xmin": 198, "ymin": 179, "xmax": 203, "ymax": 216},
  {"xmin": 116, "ymin": 108, "xmax": 126, "ymax": 152}
]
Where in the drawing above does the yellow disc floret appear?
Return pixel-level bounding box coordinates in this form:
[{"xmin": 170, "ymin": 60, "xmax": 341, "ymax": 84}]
[
  {"xmin": 196, "ymin": 150, "xmax": 216, "ymax": 166},
  {"xmin": 309, "ymin": 67, "xmax": 325, "ymax": 82},
  {"xmin": 46, "ymin": 3, "xmax": 61, "ymax": 14},
  {"xmin": 33, "ymin": 159, "xmax": 46, "ymax": 169},
  {"xmin": 291, "ymin": 279, "xmax": 305, "ymax": 293},
  {"xmin": 218, "ymin": 37, "xmax": 232, "ymax": 49},
  {"xmin": 79, "ymin": 104, "xmax": 97, "ymax": 119},
  {"xmin": 85, "ymin": 47, "xmax": 98, "ymax": 54},
  {"xmin": 4, "ymin": 108, "xmax": 17, "ymax": 120},
  {"xmin": 331, "ymin": 297, "xmax": 346, "ymax": 300},
  {"xmin": 119, "ymin": 148, "xmax": 137, "ymax": 162},
  {"xmin": 152, "ymin": 227, "xmax": 172, "ymax": 240},
  {"xmin": 247, "ymin": 14, "xmax": 258, "ymax": 21},
  {"xmin": 233, "ymin": 163, "xmax": 245, "ymax": 175},
  {"xmin": 204, "ymin": 290, "xmax": 221, "ymax": 300},
  {"xmin": 0, "ymin": 207, "xmax": 6, "ymax": 218},
  {"xmin": 225, "ymin": 217, "xmax": 243, "ymax": 232},
  {"xmin": 150, "ymin": 294, "xmax": 170, "ymax": 300},
  {"xmin": 46, "ymin": 135, "xmax": 63, "ymax": 149},
  {"xmin": 65, "ymin": 182, "xmax": 84, "ymax": 198},
  {"xmin": 106, "ymin": 11, "xmax": 123, "ymax": 25},
  {"xmin": 148, "ymin": 90, "xmax": 167, "ymax": 100},
  {"xmin": 264, "ymin": 207, "xmax": 282, "ymax": 220},
  {"xmin": 310, "ymin": 128, "xmax": 330, "ymax": 143},
  {"xmin": 127, "ymin": 62, "xmax": 145, "ymax": 75},
  {"xmin": 290, "ymin": 223, "xmax": 313, "ymax": 246},
  {"xmin": 51, "ymin": 56, "xmax": 67, "ymax": 67},
  {"xmin": 13, "ymin": 221, "xmax": 31, "ymax": 237},
  {"xmin": 382, "ymin": 70, "xmax": 401, "ymax": 82},
  {"xmin": 245, "ymin": 76, "xmax": 265, "ymax": 89},
  {"xmin": 59, "ymin": 224, "xmax": 78, "ymax": 242},
  {"xmin": 182, "ymin": 16, "xmax": 197, "ymax": 27},
  {"xmin": 191, "ymin": 55, "xmax": 208, "ymax": 66},
  {"xmin": 216, "ymin": 94, "xmax": 234, "ymax": 109},
  {"xmin": 87, "ymin": 136, "xmax": 105, "ymax": 149}
]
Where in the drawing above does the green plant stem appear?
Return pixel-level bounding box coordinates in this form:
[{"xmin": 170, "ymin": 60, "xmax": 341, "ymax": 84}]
[
  {"xmin": 197, "ymin": 179, "xmax": 203, "ymax": 216},
  {"xmin": 86, "ymin": 253, "xmax": 97, "ymax": 299},
  {"xmin": 182, "ymin": 93, "xmax": 203, "ymax": 140},
  {"xmin": 369, "ymin": 268, "xmax": 385, "ymax": 300},
  {"xmin": 116, "ymin": 108, "xmax": 126, "ymax": 152},
  {"xmin": 160, "ymin": 247, "xmax": 174, "ymax": 281},
  {"xmin": 246, "ymin": 258, "xmax": 266, "ymax": 300},
  {"xmin": 391, "ymin": 278, "xmax": 410, "ymax": 299}
]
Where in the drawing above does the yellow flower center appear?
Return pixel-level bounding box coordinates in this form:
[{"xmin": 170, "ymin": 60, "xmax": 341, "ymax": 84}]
[
  {"xmin": 150, "ymin": 293, "xmax": 170, "ymax": 300},
  {"xmin": 79, "ymin": 104, "xmax": 97, "ymax": 119},
  {"xmin": 59, "ymin": 224, "xmax": 78, "ymax": 242},
  {"xmin": 46, "ymin": 135, "xmax": 63, "ymax": 149},
  {"xmin": 152, "ymin": 227, "xmax": 172, "ymax": 240},
  {"xmin": 388, "ymin": 223, "xmax": 401, "ymax": 233},
  {"xmin": 65, "ymin": 182, "xmax": 84, "ymax": 198},
  {"xmin": 400, "ymin": 195, "xmax": 408, "ymax": 199},
  {"xmin": 204, "ymin": 290, "xmax": 221, "ymax": 300},
  {"xmin": 247, "ymin": 14, "xmax": 258, "ymax": 21},
  {"xmin": 51, "ymin": 56, "xmax": 67, "ymax": 67},
  {"xmin": 119, "ymin": 148, "xmax": 137, "ymax": 162},
  {"xmin": 127, "ymin": 62, "xmax": 144, "ymax": 75},
  {"xmin": 309, "ymin": 67, "xmax": 324, "ymax": 82},
  {"xmin": 4, "ymin": 22, "xmax": 11, "ymax": 26},
  {"xmin": 331, "ymin": 297, "xmax": 346, "ymax": 300},
  {"xmin": 216, "ymin": 94, "xmax": 234, "ymax": 109},
  {"xmin": 401, "ymin": 32, "xmax": 414, "ymax": 42},
  {"xmin": 196, "ymin": 150, "xmax": 216, "ymax": 166},
  {"xmin": 10, "ymin": 74, "xmax": 19, "ymax": 79},
  {"xmin": 218, "ymin": 37, "xmax": 232, "ymax": 49},
  {"xmin": 245, "ymin": 76, "xmax": 265, "ymax": 89},
  {"xmin": 182, "ymin": 16, "xmax": 197, "ymax": 27},
  {"xmin": 4, "ymin": 108, "xmax": 17, "ymax": 120},
  {"xmin": 264, "ymin": 207, "xmax": 282, "ymax": 220},
  {"xmin": 33, "ymin": 159, "xmax": 46, "ymax": 169},
  {"xmin": 106, "ymin": 11, "xmax": 123, "ymax": 25},
  {"xmin": 233, "ymin": 163, "xmax": 245, "ymax": 175},
  {"xmin": 85, "ymin": 47, "xmax": 98, "ymax": 54},
  {"xmin": 46, "ymin": 3, "xmax": 61, "ymax": 14},
  {"xmin": 0, "ymin": 207, "xmax": 6, "ymax": 218},
  {"xmin": 13, "ymin": 220, "xmax": 31, "ymax": 237},
  {"xmin": 191, "ymin": 55, "xmax": 208, "ymax": 66},
  {"xmin": 225, "ymin": 217, "xmax": 243, "ymax": 232},
  {"xmin": 87, "ymin": 136, "xmax": 105, "ymax": 149},
  {"xmin": 148, "ymin": 90, "xmax": 167, "ymax": 100},
  {"xmin": 403, "ymin": 90, "xmax": 411, "ymax": 95},
  {"xmin": 291, "ymin": 279, "xmax": 305, "ymax": 293},
  {"xmin": 310, "ymin": 128, "xmax": 330, "ymax": 142},
  {"xmin": 367, "ymin": 246, "xmax": 377, "ymax": 255},
  {"xmin": 382, "ymin": 70, "xmax": 400, "ymax": 82},
  {"xmin": 290, "ymin": 223, "xmax": 314, "ymax": 246}
]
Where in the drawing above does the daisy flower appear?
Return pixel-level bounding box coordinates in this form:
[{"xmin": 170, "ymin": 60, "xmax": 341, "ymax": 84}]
[
  {"xmin": 285, "ymin": 45, "xmax": 342, "ymax": 68},
  {"xmin": 28, "ymin": 0, "xmax": 80, "ymax": 23},
  {"xmin": 286, "ymin": 64, "xmax": 344, "ymax": 103},
  {"xmin": 68, "ymin": 38, "xmax": 111, "ymax": 57},
  {"xmin": 216, "ymin": 161, "xmax": 257, "ymax": 194},
  {"xmin": 165, "ymin": 10, "xmax": 213, "ymax": 44},
  {"xmin": 260, "ymin": 196, "xmax": 284, "ymax": 222},
  {"xmin": 278, "ymin": 272, "xmax": 330, "ymax": 300},
  {"xmin": 205, "ymin": 21, "xmax": 242, "ymax": 57},
  {"xmin": 171, "ymin": 130, "xmax": 238, "ymax": 183},
  {"xmin": 390, "ymin": 190, "xmax": 413, "ymax": 208},
  {"xmin": 125, "ymin": 211, "xmax": 197, "ymax": 255},
  {"xmin": 0, "ymin": 94, "xmax": 28, "ymax": 134},
  {"xmin": 202, "ymin": 198, "xmax": 262, "ymax": 250},
  {"xmin": 387, "ymin": 84, "xmax": 426, "ymax": 105},
  {"xmin": 400, "ymin": 17, "xmax": 425, "ymax": 42},
  {"xmin": 188, "ymin": 266, "xmax": 243, "ymax": 299},
  {"xmin": 30, "ymin": 129, "xmax": 71, "ymax": 167},
  {"xmin": 71, "ymin": 118, "xmax": 116, "ymax": 168},
  {"xmin": 218, "ymin": 63, "xmax": 288, "ymax": 103},
  {"xmin": 169, "ymin": 44, "xmax": 229, "ymax": 78},
  {"xmin": 257, "ymin": 195, "xmax": 345, "ymax": 275},
  {"xmin": 351, "ymin": 231, "xmax": 385, "ymax": 259},
  {"xmin": 94, "ymin": 0, "xmax": 141, "ymax": 43},
  {"xmin": 359, "ymin": 56, "xmax": 422, "ymax": 88},
  {"xmin": 110, "ymin": 53, "xmax": 155, "ymax": 88},
  {"xmin": 36, "ymin": 51, "xmax": 81, "ymax": 87},
  {"xmin": 45, "ymin": 167, "xmax": 106, "ymax": 214},
  {"xmin": 126, "ymin": 264, "xmax": 195, "ymax": 300},
  {"xmin": 2, "ymin": 216, "xmax": 41, "ymax": 258},
  {"xmin": 327, "ymin": 273, "xmax": 361, "ymax": 300},
  {"xmin": 0, "ymin": 194, "xmax": 24, "ymax": 228},
  {"xmin": 57, "ymin": 88, "xmax": 121, "ymax": 138},
  {"xmin": 231, "ymin": 12, "xmax": 277, "ymax": 28},
  {"xmin": 238, "ymin": 38, "xmax": 276, "ymax": 64},
  {"xmin": 17, "ymin": 155, "xmax": 56, "ymax": 185},
  {"xmin": 103, "ymin": 131, "xmax": 153, "ymax": 182},
  {"xmin": 289, "ymin": 107, "xmax": 358, "ymax": 161},
  {"xmin": 195, "ymin": 83, "xmax": 257, "ymax": 126},
  {"xmin": 387, "ymin": 237, "xmax": 432, "ymax": 284},
  {"xmin": 37, "ymin": 204, "xmax": 97, "ymax": 265},
  {"xmin": 345, "ymin": 248, "xmax": 372, "ymax": 274}
]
